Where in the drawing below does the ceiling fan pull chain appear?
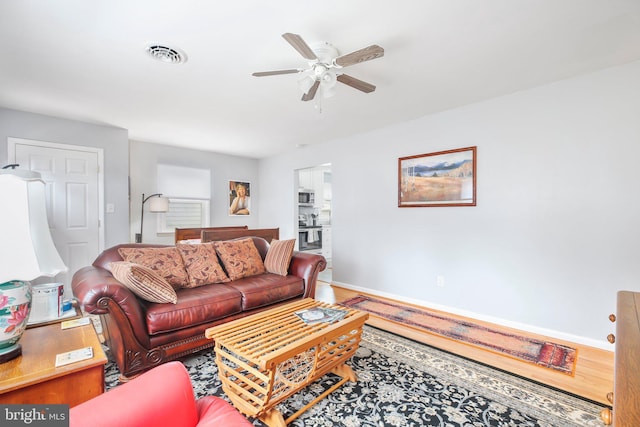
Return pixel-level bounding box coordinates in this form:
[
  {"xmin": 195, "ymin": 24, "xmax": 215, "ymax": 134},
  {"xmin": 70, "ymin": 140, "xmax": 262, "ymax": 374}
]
[{"xmin": 315, "ymin": 92, "xmax": 323, "ymax": 114}]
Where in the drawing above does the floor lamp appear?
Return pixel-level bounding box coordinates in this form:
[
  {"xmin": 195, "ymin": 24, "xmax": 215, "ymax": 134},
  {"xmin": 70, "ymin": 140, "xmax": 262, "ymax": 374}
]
[
  {"xmin": 0, "ymin": 168, "xmax": 67, "ymax": 362},
  {"xmin": 135, "ymin": 193, "xmax": 169, "ymax": 243}
]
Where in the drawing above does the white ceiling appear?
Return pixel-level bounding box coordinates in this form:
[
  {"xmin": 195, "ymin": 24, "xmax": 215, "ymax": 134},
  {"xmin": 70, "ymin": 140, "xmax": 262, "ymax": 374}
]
[{"xmin": 1, "ymin": 1, "xmax": 640, "ymax": 158}]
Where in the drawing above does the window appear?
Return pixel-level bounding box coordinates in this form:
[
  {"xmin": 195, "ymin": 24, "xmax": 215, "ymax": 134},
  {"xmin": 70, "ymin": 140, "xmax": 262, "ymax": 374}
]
[
  {"xmin": 158, "ymin": 198, "xmax": 210, "ymax": 233},
  {"xmin": 156, "ymin": 164, "xmax": 211, "ymax": 234}
]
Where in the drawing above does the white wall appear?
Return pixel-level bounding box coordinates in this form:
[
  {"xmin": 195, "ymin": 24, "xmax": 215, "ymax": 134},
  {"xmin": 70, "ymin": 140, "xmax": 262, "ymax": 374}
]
[
  {"xmin": 130, "ymin": 140, "xmax": 260, "ymax": 244},
  {"xmin": 0, "ymin": 108, "xmax": 129, "ymax": 249},
  {"xmin": 3, "ymin": 61, "xmax": 638, "ymax": 347},
  {"xmin": 260, "ymin": 60, "xmax": 640, "ymax": 346}
]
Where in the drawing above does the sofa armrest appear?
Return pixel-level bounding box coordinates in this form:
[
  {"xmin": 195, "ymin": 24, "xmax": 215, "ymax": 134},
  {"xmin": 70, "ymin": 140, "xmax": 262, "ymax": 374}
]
[
  {"xmin": 289, "ymin": 251, "xmax": 327, "ymax": 299},
  {"xmin": 72, "ymin": 265, "xmax": 150, "ymax": 347}
]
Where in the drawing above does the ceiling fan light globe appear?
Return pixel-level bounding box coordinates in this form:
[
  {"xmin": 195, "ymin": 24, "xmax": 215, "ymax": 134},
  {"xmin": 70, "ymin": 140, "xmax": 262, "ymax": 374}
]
[
  {"xmin": 320, "ymin": 70, "xmax": 337, "ymax": 88},
  {"xmin": 323, "ymin": 86, "xmax": 336, "ymax": 98}
]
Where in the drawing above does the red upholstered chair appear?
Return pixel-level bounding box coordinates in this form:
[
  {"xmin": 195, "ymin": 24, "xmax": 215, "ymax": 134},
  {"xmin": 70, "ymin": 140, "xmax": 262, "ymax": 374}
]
[{"xmin": 70, "ymin": 361, "xmax": 253, "ymax": 427}]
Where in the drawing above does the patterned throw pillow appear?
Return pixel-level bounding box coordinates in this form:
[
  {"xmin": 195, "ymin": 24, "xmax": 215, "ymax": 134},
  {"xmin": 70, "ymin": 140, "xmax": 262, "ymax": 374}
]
[
  {"xmin": 118, "ymin": 247, "xmax": 189, "ymax": 289},
  {"xmin": 176, "ymin": 242, "xmax": 230, "ymax": 287},
  {"xmin": 110, "ymin": 261, "xmax": 178, "ymax": 304},
  {"xmin": 214, "ymin": 238, "xmax": 266, "ymax": 281},
  {"xmin": 263, "ymin": 239, "xmax": 296, "ymax": 276}
]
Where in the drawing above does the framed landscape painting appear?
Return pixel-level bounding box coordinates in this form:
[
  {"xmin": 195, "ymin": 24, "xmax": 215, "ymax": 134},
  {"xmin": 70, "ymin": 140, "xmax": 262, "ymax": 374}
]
[{"xmin": 398, "ymin": 146, "xmax": 476, "ymax": 207}]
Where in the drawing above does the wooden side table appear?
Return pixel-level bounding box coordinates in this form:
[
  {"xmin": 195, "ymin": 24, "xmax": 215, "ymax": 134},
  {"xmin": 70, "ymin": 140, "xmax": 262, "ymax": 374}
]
[{"xmin": 0, "ymin": 321, "xmax": 107, "ymax": 406}]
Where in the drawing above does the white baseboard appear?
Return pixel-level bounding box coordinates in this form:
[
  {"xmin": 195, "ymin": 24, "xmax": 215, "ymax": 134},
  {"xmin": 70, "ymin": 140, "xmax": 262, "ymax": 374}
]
[{"xmin": 332, "ymin": 281, "xmax": 612, "ymax": 351}]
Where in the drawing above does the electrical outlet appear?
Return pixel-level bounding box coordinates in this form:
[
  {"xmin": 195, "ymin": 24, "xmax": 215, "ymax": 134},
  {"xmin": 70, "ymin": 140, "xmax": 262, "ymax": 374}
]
[{"xmin": 436, "ymin": 275, "xmax": 445, "ymax": 287}]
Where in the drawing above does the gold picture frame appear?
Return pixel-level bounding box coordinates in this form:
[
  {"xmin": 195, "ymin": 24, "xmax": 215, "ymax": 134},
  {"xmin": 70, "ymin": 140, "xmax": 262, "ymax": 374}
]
[{"xmin": 398, "ymin": 146, "xmax": 476, "ymax": 207}]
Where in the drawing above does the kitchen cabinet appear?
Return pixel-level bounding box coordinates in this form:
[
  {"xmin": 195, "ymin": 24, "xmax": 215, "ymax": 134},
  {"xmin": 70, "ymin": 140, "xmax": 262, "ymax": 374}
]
[
  {"xmin": 322, "ymin": 226, "xmax": 332, "ymax": 265},
  {"xmin": 298, "ymin": 169, "xmax": 313, "ymax": 191},
  {"xmin": 299, "ymin": 168, "xmax": 327, "ymax": 209},
  {"xmin": 314, "ymin": 172, "xmax": 323, "ymax": 209}
]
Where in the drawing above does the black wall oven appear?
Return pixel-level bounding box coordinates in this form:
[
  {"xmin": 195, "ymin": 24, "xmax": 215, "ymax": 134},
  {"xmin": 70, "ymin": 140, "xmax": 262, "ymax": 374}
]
[{"xmin": 298, "ymin": 227, "xmax": 322, "ymax": 252}]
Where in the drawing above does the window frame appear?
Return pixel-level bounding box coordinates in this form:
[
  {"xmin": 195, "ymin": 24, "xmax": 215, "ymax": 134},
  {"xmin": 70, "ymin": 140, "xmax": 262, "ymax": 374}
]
[{"xmin": 157, "ymin": 197, "xmax": 211, "ymax": 234}]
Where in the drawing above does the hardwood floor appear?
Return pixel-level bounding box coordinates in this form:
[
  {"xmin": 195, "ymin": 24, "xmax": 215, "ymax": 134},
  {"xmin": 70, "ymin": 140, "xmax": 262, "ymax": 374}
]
[{"xmin": 316, "ymin": 281, "xmax": 613, "ymax": 406}]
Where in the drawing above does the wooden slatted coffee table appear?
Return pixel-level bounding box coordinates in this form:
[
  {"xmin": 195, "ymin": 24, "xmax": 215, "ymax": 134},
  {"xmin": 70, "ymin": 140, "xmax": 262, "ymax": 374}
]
[{"xmin": 205, "ymin": 298, "xmax": 368, "ymax": 427}]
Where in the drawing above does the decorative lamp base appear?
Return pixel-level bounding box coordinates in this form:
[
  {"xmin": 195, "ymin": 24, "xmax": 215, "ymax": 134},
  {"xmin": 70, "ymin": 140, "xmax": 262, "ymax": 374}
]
[
  {"xmin": 0, "ymin": 280, "xmax": 32, "ymax": 363},
  {"xmin": 0, "ymin": 343, "xmax": 22, "ymax": 363}
]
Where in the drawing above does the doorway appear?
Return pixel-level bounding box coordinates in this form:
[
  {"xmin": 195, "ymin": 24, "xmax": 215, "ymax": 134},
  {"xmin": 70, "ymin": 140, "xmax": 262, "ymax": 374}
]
[
  {"xmin": 8, "ymin": 137, "xmax": 104, "ymax": 297},
  {"xmin": 296, "ymin": 164, "xmax": 331, "ymax": 282}
]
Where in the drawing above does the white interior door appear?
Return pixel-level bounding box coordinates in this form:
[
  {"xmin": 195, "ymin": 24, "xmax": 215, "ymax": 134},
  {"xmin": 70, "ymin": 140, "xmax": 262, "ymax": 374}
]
[{"xmin": 9, "ymin": 138, "xmax": 103, "ymax": 297}]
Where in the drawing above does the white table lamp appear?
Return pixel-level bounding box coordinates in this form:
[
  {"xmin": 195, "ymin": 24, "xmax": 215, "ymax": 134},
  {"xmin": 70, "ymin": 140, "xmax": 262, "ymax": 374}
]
[{"xmin": 0, "ymin": 168, "xmax": 67, "ymax": 362}]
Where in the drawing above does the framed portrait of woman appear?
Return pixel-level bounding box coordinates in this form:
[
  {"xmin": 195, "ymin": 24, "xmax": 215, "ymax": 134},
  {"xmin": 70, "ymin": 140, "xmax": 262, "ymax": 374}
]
[{"xmin": 228, "ymin": 180, "xmax": 251, "ymax": 215}]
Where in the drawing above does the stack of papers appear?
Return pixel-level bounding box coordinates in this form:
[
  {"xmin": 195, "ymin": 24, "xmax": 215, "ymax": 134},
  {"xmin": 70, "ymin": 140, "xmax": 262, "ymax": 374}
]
[
  {"xmin": 55, "ymin": 347, "xmax": 93, "ymax": 367},
  {"xmin": 295, "ymin": 307, "xmax": 347, "ymax": 324},
  {"xmin": 61, "ymin": 317, "xmax": 91, "ymax": 330}
]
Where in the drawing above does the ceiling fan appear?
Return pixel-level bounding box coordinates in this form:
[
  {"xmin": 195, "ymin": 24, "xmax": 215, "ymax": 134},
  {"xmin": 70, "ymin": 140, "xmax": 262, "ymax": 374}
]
[{"xmin": 252, "ymin": 33, "xmax": 384, "ymax": 102}]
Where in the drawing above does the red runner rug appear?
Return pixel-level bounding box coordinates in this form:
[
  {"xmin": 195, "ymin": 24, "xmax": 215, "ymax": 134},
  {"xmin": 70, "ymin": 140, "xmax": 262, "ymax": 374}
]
[{"xmin": 339, "ymin": 295, "xmax": 577, "ymax": 376}]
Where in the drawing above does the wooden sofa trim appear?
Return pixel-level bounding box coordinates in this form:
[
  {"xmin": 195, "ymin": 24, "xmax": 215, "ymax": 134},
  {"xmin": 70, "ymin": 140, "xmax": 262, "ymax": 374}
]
[
  {"xmin": 175, "ymin": 226, "xmax": 248, "ymax": 243},
  {"xmin": 201, "ymin": 227, "xmax": 280, "ymax": 243}
]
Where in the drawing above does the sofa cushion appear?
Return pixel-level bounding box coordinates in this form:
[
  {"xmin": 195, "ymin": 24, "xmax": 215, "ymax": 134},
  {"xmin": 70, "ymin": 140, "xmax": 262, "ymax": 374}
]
[
  {"xmin": 214, "ymin": 238, "xmax": 265, "ymax": 281},
  {"xmin": 176, "ymin": 242, "xmax": 230, "ymax": 287},
  {"xmin": 263, "ymin": 239, "xmax": 296, "ymax": 276},
  {"xmin": 145, "ymin": 284, "xmax": 243, "ymax": 335},
  {"xmin": 110, "ymin": 262, "xmax": 178, "ymax": 304},
  {"xmin": 118, "ymin": 247, "xmax": 189, "ymax": 289},
  {"xmin": 227, "ymin": 273, "xmax": 304, "ymax": 310}
]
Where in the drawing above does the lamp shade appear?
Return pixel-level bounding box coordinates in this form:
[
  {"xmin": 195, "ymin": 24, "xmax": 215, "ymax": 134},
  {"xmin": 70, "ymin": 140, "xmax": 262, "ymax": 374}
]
[
  {"xmin": 149, "ymin": 196, "xmax": 169, "ymax": 212},
  {"xmin": 0, "ymin": 169, "xmax": 67, "ymax": 362},
  {"xmin": 0, "ymin": 170, "xmax": 67, "ymax": 283}
]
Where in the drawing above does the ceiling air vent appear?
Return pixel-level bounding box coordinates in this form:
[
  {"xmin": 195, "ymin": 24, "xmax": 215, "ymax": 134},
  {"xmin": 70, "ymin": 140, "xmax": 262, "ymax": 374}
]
[{"xmin": 145, "ymin": 44, "xmax": 187, "ymax": 64}]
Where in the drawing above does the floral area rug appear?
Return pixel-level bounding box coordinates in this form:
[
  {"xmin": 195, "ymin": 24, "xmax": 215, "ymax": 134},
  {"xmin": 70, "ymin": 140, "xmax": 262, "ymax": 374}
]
[
  {"xmin": 340, "ymin": 295, "xmax": 577, "ymax": 376},
  {"xmin": 104, "ymin": 326, "xmax": 603, "ymax": 426}
]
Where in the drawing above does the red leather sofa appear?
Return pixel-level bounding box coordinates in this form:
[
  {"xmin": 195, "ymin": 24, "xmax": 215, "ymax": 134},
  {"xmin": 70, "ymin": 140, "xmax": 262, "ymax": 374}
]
[
  {"xmin": 72, "ymin": 236, "xmax": 326, "ymax": 379},
  {"xmin": 70, "ymin": 361, "xmax": 253, "ymax": 427}
]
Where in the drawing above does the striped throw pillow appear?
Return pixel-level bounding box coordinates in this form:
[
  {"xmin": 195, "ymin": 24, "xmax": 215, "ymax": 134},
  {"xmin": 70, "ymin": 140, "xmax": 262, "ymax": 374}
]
[
  {"xmin": 118, "ymin": 247, "xmax": 189, "ymax": 289},
  {"xmin": 110, "ymin": 261, "xmax": 178, "ymax": 304},
  {"xmin": 264, "ymin": 239, "xmax": 296, "ymax": 276}
]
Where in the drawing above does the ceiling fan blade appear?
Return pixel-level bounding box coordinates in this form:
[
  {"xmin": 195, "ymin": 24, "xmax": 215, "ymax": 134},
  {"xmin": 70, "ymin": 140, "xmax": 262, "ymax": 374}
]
[
  {"xmin": 282, "ymin": 33, "xmax": 318, "ymax": 61},
  {"xmin": 337, "ymin": 74, "xmax": 376, "ymax": 93},
  {"xmin": 335, "ymin": 45, "xmax": 384, "ymax": 67},
  {"xmin": 301, "ymin": 80, "xmax": 320, "ymax": 101},
  {"xmin": 252, "ymin": 69, "xmax": 302, "ymax": 77}
]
